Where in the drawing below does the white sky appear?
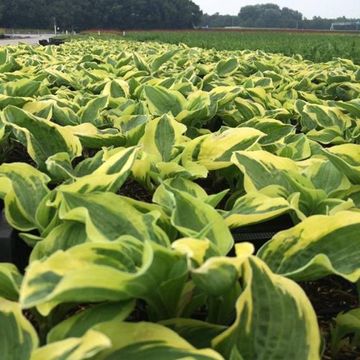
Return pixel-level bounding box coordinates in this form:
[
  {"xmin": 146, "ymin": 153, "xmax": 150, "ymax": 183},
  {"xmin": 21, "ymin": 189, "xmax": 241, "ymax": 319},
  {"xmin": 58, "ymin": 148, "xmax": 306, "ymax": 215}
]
[{"xmin": 193, "ymin": 0, "xmax": 360, "ymax": 19}]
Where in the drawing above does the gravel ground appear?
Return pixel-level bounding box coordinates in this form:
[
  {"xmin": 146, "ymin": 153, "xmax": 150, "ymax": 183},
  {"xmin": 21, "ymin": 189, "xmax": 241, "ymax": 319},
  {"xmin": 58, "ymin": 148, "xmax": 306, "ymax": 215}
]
[{"xmin": 0, "ymin": 34, "xmax": 54, "ymax": 46}]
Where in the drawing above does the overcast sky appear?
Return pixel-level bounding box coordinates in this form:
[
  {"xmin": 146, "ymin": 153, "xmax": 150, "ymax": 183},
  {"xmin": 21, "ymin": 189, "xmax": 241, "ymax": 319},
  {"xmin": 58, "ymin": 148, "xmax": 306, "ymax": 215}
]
[{"xmin": 192, "ymin": 0, "xmax": 360, "ymax": 19}]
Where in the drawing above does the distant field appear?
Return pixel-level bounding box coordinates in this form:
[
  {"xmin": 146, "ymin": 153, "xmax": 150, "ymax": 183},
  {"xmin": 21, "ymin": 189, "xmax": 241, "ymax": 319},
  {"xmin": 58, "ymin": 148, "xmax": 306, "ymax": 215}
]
[
  {"xmin": 3, "ymin": 28, "xmax": 53, "ymax": 34},
  {"xmin": 123, "ymin": 30, "xmax": 360, "ymax": 64}
]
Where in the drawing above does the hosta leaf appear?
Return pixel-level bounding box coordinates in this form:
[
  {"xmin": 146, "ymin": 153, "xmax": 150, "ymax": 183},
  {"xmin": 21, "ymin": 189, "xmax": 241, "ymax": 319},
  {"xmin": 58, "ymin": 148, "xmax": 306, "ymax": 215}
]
[
  {"xmin": 209, "ymin": 86, "xmax": 241, "ymax": 108},
  {"xmin": 182, "ymin": 127, "xmax": 264, "ymax": 171},
  {"xmin": 131, "ymin": 152, "xmax": 154, "ymax": 186},
  {"xmin": 31, "ymin": 330, "xmax": 110, "ymax": 360},
  {"xmin": 3, "ymin": 106, "xmax": 82, "ymax": 168},
  {"xmin": 66, "ymin": 123, "xmax": 126, "ymax": 149},
  {"xmin": 337, "ymin": 99, "xmax": 360, "ymax": 118},
  {"xmin": 30, "ymin": 214, "xmax": 87, "ymax": 256},
  {"xmin": 0, "ymin": 49, "xmax": 20, "ymax": 73},
  {"xmin": 338, "ymin": 185, "xmax": 360, "ymax": 207},
  {"xmin": 231, "ymin": 150, "xmax": 328, "ymax": 217},
  {"xmin": 315, "ymin": 144, "xmax": 360, "ymax": 184},
  {"xmin": 45, "ymin": 68, "xmax": 80, "ymax": 89},
  {"xmin": 74, "ymin": 148, "xmax": 109, "ymax": 177},
  {"xmin": 306, "ymin": 127, "xmax": 345, "ymax": 144},
  {"xmin": 0, "ymin": 48, "xmax": 8, "ymax": 64},
  {"xmin": 225, "ymin": 192, "xmax": 292, "ymax": 228},
  {"xmin": 92, "ymin": 321, "xmax": 224, "ymax": 359},
  {"xmin": 22, "ymin": 100, "xmax": 53, "ymax": 120},
  {"xmin": 191, "ymin": 243, "xmax": 254, "ymax": 297},
  {"xmin": 172, "ymin": 238, "xmax": 213, "ymax": 267},
  {"xmin": 243, "ymin": 87, "xmax": 272, "ymax": 107},
  {"xmin": 0, "ymin": 298, "xmax": 38, "ymax": 360},
  {"xmin": 133, "ymin": 52, "xmax": 150, "ymax": 73},
  {"xmin": 46, "ymin": 152, "xmax": 76, "ymax": 182},
  {"xmin": 0, "ymin": 264, "xmax": 23, "ymax": 301},
  {"xmin": 212, "ymin": 257, "xmax": 321, "ymax": 360},
  {"xmin": 47, "ymin": 301, "xmax": 135, "ymax": 342},
  {"xmin": 21, "ymin": 239, "xmax": 187, "ymax": 318},
  {"xmin": 240, "ymin": 118, "xmax": 294, "ymax": 145},
  {"xmin": 258, "ymin": 211, "xmax": 360, "ymax": 282},
  {"xmin": 166, "ymin": 187, "xmax": 234, "ymax": 255},
  {"xmin": 155, "ymin": 161, "xmax": 197, "ymax": 183},
  {"xmin": 302, "ymin": 158, "xmax": 351, "ymax": 196},
  {"xmin": 52, "ymin": 102, "xmax": 80, "ymax": 126},
  {"xmin": 143, "ymin": 85, "xmax": 186, "ymax": 116},
  {"xmin": 0, "ymin": 94, "xmax": 32, "ymax": 110},
  {"xmin": 57, "ymin": 146, "xmax": 138, "ymax": 194},
  {"xmin": 215, "ymin": 58, "xmax": 238, "ymax": 77},
  {"xmin": 154, "ymin": 177, "xmax": 228, "ymax": 212},
  {"xmin": 277, "ymin": 133, "xmax": 311, "ymax": 161},
  {"xmin": 161, "ymin": 318, "xmax": 226, "ymax": 349},
  {"xmin": 331, "ymin": 308, "xmax": 360, "ymax": 356},
  {"xmin": 151, "ymin": 49, "xmax": 179, "ymax": 72},
  {"xmin": 231, "ymin": 150, "xmax": 299, "ymax": 193},
  {"xmin": 295, "ymin": 100, "xmax": 351, "ymax": 132},
  {"xmin": 0, "ymin": 163, "xmax": 50, "ymax": 231},
  {"xmin": 20, "ymin": 238, "xmax": 143, "ymax": 312},
  {"xmin": 0, "ymin": 78, "xmax": 41, "ymax": 97},
  {"xmin": 57, "ymin": 191, "xmax": 169, "ymax": 246},
  {"xmin": 78, "ymin": 96, "xmax": 109, "ymax": 126},
  {"xmin": 102, "ymin": 79, "xmax": 129, "ymax": 98},
  {"xmin": 233, "ymin": 98, "xmax": 266, "ymax": 122},
  {"xmin": 140, "ymin": 113, "xmax": 187, "ymax": 162},
  {"xmin": 114, "ymin": 114, "xmax": 150, "ymax": 145},
  {"xmin": 154, "ymin": 177, "xmax": 208, "ymax": 212},
  {"xmin": 176, "ymin": 91, "xmax": 217, "ymax": 127}
]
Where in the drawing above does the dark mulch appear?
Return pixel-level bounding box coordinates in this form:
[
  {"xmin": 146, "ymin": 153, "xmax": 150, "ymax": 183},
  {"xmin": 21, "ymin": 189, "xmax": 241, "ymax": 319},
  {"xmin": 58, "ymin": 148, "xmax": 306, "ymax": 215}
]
[
  {"xmin": 117, "ymin": 178, "xmax": 153, "ymax": 203},
  {"xmin": 1, "ymin": 140, "xmax": 36, "ymax": 166},
  {"xmin": 300, "ymin": 276, "xmax": 359, "ymax": 360}
]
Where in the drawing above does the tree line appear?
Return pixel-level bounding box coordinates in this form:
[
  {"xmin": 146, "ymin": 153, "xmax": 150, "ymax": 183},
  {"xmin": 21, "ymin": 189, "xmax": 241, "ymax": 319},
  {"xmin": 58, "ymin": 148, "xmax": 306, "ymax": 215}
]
[
  {"xmin": 201, "ymin": 4, "xmax": 359, "ymax": 30},
  {"xmin": 0, "ymin": 0, "xmax": 202, "ymax": 30},
  {"xmin": 0, "ymin": 1, "xmax": 358, "ymax": 31}
]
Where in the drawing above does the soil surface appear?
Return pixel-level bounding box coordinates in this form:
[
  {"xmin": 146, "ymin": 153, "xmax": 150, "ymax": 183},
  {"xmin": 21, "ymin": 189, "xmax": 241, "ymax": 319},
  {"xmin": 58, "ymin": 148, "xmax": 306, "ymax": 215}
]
[
  {"xmin": 301, "ymin": 276, "xmax": 359, "ymax": 359},
  {"xmin": 117, "ymin": 178, "xmax": 153, "ymax": 203}
]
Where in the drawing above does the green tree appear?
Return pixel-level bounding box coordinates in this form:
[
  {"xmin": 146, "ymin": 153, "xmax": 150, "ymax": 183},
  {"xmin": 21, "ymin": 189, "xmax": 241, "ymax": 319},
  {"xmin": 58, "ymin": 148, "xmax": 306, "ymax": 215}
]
[
  {"xmin": 238, "ymin": 4, "xmax": 296, "ymax": 28},
  {"xmin": 0, "ymin": 0, "xmax": 202, "ymax": 30}
]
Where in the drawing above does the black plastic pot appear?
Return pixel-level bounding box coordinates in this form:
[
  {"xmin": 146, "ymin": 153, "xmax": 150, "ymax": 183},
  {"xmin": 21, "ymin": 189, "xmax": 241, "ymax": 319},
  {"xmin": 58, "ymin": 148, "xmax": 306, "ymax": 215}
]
[
  {"xmin": 39, "ymin": 39, "xmax": 49, "ymax": 46},
  {"xmin": 39, "ymin": 38, "xmax": 65, "ymax": 46},
  {"xmin": 49, "ymin": 38, "xmax": 65, "ymax": 46},
  {"xmin": 231, "ymin": 214, "xmax": 294, "ymax": 252}
]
